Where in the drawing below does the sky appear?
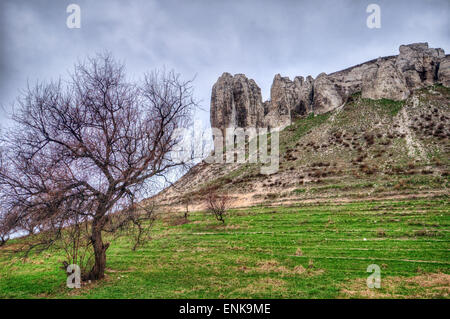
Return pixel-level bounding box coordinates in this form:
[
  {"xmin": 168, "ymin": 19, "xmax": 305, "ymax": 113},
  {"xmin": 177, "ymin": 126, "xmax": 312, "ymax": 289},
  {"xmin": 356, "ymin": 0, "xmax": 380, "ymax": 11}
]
[{"xmin": 0, "ymin": 0, "xmax": 449, "ymax": 129}]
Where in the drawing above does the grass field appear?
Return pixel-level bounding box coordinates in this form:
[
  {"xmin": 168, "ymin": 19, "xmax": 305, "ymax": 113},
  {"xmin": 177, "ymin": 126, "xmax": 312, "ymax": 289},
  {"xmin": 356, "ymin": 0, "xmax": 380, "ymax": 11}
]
[{"xmin": 0, "ymin": 197, "xmax": 449, "ymax": 299}]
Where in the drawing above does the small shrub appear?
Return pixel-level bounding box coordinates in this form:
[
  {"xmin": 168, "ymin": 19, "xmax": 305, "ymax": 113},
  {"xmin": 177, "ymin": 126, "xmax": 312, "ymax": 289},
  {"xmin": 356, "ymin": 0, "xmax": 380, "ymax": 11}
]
[
  {"xmin": 394, "ymin": 180, "xmax": 406, "ymax": 190},
  {"xmin": 206, "ymin": 191, "xmax": 231, "ymax": 224},
  {"xmin": 414, "ymin": 229, "xmax": 437, "ymax": 237},
  {"xmin": 376, "ymin": 229, "xmax": 386, "ymax": 237}
]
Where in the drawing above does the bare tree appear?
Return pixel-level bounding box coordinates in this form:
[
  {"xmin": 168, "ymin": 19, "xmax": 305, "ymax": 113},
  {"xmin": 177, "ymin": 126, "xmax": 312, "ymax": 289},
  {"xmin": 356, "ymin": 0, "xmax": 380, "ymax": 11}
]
[
  {"xmin": 206, "ymin": 191, "xmax": 230, "ymax": 224},
  {"xmin": 0, "ymin": 53, "xmax": 197, "ymax": 280},
  {"xmin": 181, "ymin": 195, "xmax": 192, "ymax": 220}
]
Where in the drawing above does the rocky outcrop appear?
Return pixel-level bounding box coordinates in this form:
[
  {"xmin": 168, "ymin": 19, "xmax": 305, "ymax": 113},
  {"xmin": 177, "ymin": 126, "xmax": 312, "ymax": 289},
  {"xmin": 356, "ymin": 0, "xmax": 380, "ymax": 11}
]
[
  {"xmin": 210, "ymin": 73, "xmax": 264, "ymax": 134},
  {"xmin": 438, "ymin": 55, "xmax": 450, "ymax": 87},
  {"xmin": 268, "ymin": 74, "xmax": 297, "ymax": 126},
  {"xmin": 313, "ymin": 73, "xmax": 344, "ymax": 114},
  {"xmin": 265, "ymin": 74, "xmax": 314, "ymax": 128},
  {"xmin": 362, "ymin": 59, "xmax": 409, "ymax": 101},
  {"xmin": 210, "ymin": 43, "xmax": 448, "ymax": 133},
  {"xmin": 296, "ymin": 76, "xmax": 314, "ymax": 115},
  {"xmin": 395, "ymin": 43, "xmax": 445, "ymax": 89}
]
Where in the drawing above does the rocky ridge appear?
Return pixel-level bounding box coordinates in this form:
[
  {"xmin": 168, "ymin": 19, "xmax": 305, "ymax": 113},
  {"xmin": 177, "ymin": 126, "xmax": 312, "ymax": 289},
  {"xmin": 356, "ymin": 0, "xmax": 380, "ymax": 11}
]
[{"xmin": 210, "ymin": 43, "xmax": 449, "ymax": 131}]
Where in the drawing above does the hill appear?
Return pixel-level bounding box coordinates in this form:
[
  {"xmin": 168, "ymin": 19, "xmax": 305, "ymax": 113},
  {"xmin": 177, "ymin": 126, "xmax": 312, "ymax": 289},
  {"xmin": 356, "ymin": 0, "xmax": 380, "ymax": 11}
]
[{"xmin": 156, "ymin": 84, "xmax": 449, "ymax": 211}]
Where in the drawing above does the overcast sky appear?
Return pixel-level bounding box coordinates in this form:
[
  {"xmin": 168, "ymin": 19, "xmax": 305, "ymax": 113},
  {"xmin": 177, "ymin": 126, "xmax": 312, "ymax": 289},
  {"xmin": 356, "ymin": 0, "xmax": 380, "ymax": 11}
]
[{"xmin": 0, "ymin": 0, "xmax": 449, "ymax": 129}]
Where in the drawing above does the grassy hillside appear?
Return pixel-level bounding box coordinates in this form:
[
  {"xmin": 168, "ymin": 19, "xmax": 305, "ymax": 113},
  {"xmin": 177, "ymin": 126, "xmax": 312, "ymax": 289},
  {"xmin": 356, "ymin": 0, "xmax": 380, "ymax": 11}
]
[
  {"xmin": 158, "ymin": 85, "xmax": 449, "ymax": 210},
  {"xmin": 1, "ymin": 197, "xmax": 448, "ymax": 298}
]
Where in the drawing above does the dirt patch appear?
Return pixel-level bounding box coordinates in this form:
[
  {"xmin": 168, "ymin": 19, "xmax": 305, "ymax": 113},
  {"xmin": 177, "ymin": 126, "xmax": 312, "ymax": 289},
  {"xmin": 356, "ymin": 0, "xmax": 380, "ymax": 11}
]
[
  {"xmin": 340, "ymin": 272, "xmax": 450, "ymax": 298},
  {"xmin": 223, "ymin": 224, "xmax": 241, "ymax": 230},
  {"xmin": 168, "ymin": 218, "xmax": 190, "ymax": 226},
  {"xmin": 255, "ymin": 260, "xmax": 291, "ymax": 274},
  {"xmin": 64, "ymin": 274, "xmax": 113, "ymax": 296},
  {"xmin": 396, "ymin": 106, "xmax": 426, "ymax": 160},
  {"xmin": 106, "ymin": 267, "xmax": 137, "ymax": 273},
  {"xmin": 236, "ymin": 277, "xmax": 287, "ymax": 295},
  {"xmin": 238, "ymin": 259, "xmax": 324, "ymax": 277}
]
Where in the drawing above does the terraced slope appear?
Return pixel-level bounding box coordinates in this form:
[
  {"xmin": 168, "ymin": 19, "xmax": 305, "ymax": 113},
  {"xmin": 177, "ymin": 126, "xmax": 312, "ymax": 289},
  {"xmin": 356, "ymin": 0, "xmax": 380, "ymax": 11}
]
[{"xmin": 1, "ymin": 198, "xmax": 448, "ymax": 298}]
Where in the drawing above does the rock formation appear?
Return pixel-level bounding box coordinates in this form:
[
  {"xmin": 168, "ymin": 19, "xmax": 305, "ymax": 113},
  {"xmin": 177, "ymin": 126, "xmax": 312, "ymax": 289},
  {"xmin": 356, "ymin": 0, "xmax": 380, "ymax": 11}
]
[
  {"xmin": 312, "ymin": 73, "xmax": 344, "ymax": 114},
  {"xmin": 210, "ymin": 43, "xmax": 450, "ymax": 133},
  {"xmin": 362, "ymin": 59, "xmax": 410, "ymax": 101},
  {"xmin": 395, "ymin": 43, "xmax": 445, "ymax": 89},
  {"xmin": 437, "ymin": 55, "xmax": 450, "ymax": 88},
  {"xmin": 210, "ymin": 73, "xmax": 264, "ymax": 135}
]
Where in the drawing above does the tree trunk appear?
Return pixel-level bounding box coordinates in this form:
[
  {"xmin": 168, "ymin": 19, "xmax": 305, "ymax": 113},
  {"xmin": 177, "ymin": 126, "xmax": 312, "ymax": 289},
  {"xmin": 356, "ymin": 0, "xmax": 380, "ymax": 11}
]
[{"xmin": 87, "ymin": 220, "xmax": 109, "ymax": 280}]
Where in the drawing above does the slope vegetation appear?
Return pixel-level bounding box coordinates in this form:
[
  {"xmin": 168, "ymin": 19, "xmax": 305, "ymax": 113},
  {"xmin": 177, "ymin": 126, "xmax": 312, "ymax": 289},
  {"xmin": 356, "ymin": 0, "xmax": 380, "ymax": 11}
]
[{"xmin": 157, "ymin": 85, "xmax": 450, "ymax": 211}]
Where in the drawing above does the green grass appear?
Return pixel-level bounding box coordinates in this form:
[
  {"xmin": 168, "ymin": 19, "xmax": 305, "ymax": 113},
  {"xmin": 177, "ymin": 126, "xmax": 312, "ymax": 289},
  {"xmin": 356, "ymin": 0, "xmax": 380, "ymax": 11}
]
[
  {"xmin": 369, "ymin": 98, "xmax": 405, "ymax": 116},
  {"xmin": 282, "ymin": 113, "xmax": 331, "ymax": 150},
  {"xmin": 0, "ymin": 198, "xmax": 449, "ymax": 299}
]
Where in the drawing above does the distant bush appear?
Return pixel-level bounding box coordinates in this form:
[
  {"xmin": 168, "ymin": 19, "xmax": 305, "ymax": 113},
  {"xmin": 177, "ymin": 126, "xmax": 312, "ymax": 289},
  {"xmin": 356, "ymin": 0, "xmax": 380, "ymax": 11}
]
[
  {"xmin": 376, "ymin": 229, "xmax": 386, "ymax": 237},
  {"xmin": 206, "ymin": 191, "xmax": 231, "ymax": 224}
]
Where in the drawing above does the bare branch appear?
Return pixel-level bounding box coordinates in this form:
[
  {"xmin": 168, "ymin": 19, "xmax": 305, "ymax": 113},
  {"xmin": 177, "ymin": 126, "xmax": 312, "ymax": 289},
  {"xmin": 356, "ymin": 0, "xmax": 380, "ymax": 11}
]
[{"xmin": 0, "ymin": 53, "xmax": 198, "ymax": 280}]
